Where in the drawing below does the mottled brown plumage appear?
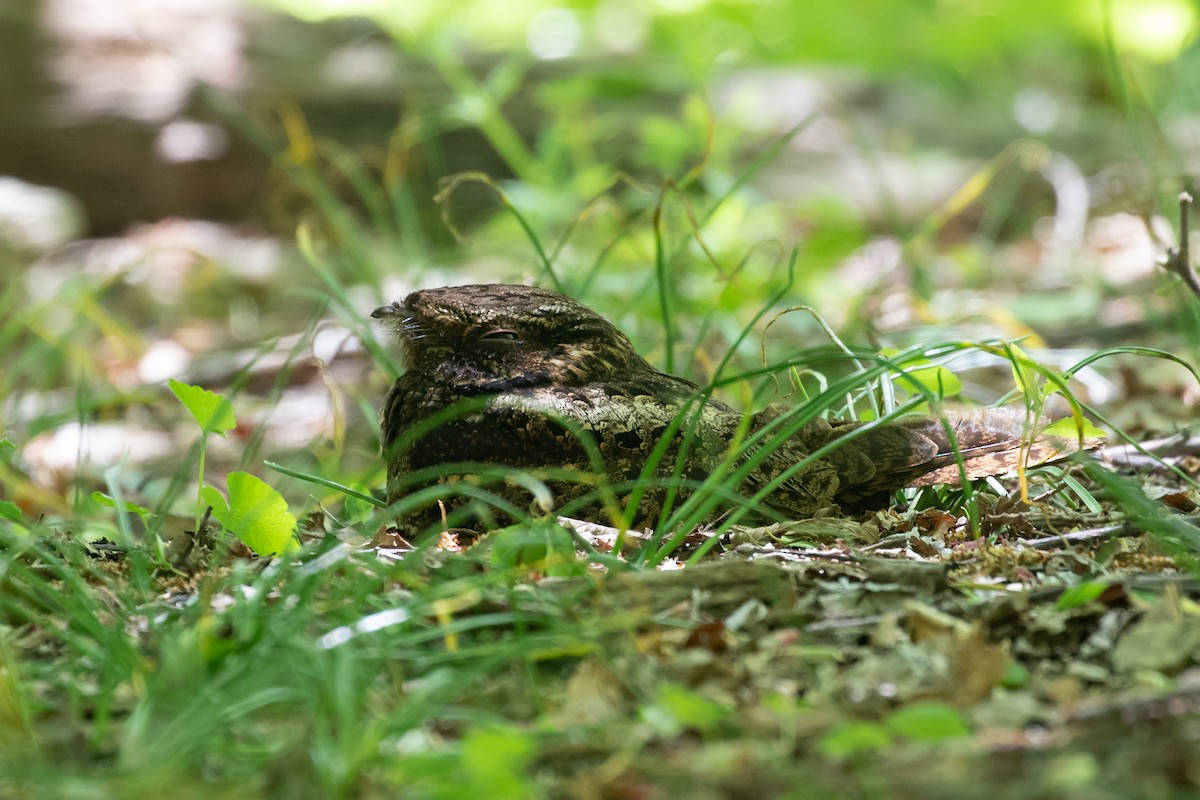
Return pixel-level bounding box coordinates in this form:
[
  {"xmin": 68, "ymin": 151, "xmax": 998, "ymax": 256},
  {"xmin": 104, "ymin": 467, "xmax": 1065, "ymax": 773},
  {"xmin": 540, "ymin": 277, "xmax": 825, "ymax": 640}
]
[{"xmin": 374, "ymin": 284, "xmax": 1090, "ymax": 536}]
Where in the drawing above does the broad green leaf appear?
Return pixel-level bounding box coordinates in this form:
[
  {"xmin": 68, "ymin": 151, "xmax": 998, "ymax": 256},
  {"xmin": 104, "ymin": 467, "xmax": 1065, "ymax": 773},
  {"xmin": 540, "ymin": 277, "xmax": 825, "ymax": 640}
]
[
  {"xmin": 1042, "ymin": 417, "xmax": 1106, "ymax": 439},
  {"xmin": 0, "ymin": 501, "xmax": 20, "ymax": 520},
  {"xmin": 1056, "ymin": 581, "xmax": 1110, "ymax": 610},
  {"xmin": 490, "ymin": 519, "xmax": 582, "ymax": 577},
  {"xmin": 168, "ymin": 378, "xmax": 237, "ymax": 437},
  {"xmin": 0, "ymin": 437, "xmax": 14, "ymax": 459},
  {"xmin": 201, "ymin": 472, "xmax": 298, "ymax": 557},
  {"xmin": 1000, "ymin": 661, "xmax": 1030, "ymax": 689},
  {"xmin": 905, "ymin": 365, "xmax": 963, "ymax": 398},
  {"xmin": 820, "ymin": 721, "xmax": 893, "ymax": 758},
  {"xmin": 461, "ymin": 725, "xmax": 535, "ymax": 800},
  {"xmin": 91, "ymin": 491, "xmax": 150, "ymax": 519},
  {"xmin": 878, "ymin": 349, "xmax": 963, "ymax": 398},
  {"xmin": 885, "ymin": 701, "xmax": 970, "ymax": 741},
  {"xmin": 647, "ymin": 683, "xmax": 731, "ymax": 733}
]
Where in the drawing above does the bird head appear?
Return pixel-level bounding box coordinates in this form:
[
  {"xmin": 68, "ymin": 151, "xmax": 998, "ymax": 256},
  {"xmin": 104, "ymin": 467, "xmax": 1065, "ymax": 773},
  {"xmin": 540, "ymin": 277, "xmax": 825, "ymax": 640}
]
[{"xmin": 372, "ymin": 284, "xmax": 651, "ymax": 392}]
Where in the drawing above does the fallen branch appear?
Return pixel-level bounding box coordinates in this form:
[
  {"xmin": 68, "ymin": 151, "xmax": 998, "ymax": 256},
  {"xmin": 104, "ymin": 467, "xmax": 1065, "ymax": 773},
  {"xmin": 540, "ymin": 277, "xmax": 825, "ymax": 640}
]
[
  {"xmin": 1160, "ymin": 191, "xmax": 1200, "ymax": 301},
  {"xmin": 1023, "ymin": 521, "xmax": 1131, "ymax": 550}
]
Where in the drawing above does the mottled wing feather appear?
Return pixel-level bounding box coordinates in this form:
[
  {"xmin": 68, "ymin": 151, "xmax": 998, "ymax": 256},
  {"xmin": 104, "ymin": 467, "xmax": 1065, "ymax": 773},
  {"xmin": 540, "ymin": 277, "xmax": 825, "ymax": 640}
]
[
  {"xmin": 377, "ymin": 284, "xmax": 1104, "ymax": 534},
  {"xmin": 905, "ymin": 436, "xmax": 1098, "ymax": 487}
]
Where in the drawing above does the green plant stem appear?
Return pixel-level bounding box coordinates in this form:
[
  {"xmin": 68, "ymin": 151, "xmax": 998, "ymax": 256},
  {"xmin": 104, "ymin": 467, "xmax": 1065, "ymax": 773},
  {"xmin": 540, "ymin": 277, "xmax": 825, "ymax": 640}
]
[{"xmin": 195, "ymin": 435, "xmax": 207, "ymax": 536}]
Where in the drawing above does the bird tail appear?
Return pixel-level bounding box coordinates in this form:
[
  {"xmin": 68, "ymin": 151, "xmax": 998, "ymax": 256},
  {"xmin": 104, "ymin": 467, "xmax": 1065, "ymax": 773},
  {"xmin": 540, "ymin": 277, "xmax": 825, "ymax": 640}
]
[{"xmin": 818, "ymin": 407, "xmax": 1101, "ymax": 505}]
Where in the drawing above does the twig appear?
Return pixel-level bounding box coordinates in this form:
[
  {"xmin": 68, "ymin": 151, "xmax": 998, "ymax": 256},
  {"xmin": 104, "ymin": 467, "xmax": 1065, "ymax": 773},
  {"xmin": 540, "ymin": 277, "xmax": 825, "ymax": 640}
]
[
  {"xmin": 197, "ymin": 504, "xmax": 213, "ymax": 535},
  {"xmin": 1160, "ymin": 192, "xmax": 1200, "ymax": 301},
  {"xmin": 1023, "ymin": 521, "xmax": 1131, "ymax": 550},
  {"xmin": 1098, "ymin": 433, "xmax": 1200, "ymax": 467}
]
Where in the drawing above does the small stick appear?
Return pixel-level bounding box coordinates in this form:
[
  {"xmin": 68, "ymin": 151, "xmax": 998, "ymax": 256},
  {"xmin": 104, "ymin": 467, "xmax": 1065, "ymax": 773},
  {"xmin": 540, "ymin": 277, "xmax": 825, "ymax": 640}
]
[
  {"xmin": 1160, "ymin": 192, "xmax": 1200, "ymax": 301},
  {"xmin": 1023, "ymin": 522, "xmax": 1130, "ymax": 550},
  {"xmin": 197, "ymin": 504, "xmax": 213, "ymax": 534}
]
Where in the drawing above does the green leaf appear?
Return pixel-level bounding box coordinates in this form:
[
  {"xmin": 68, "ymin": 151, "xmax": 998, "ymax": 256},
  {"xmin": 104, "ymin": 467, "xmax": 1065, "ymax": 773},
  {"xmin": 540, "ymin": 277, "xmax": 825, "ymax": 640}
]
[
  {"xmin": 0, "ymin": 501, "xmax": 20, "ymax": 520},
  {"xmin": 0, "ymin": 437, "xmax": 14, "ymax": 460},
  {"xmin": 168, "ymin": 378, "xmax": 237, "ymax": 437},
  {"xmin": 461, "ymin": 725, "xmax": 535, "ymax": 800},
  {"xmin": 647, "ymin": 683, "xmax": 731, "ymax": 733},
  {"xmin": 1042, "ymin": 416, "xmax": 1106, "ymax": 439},
  {"xmin": 885, "ymin": 701, "xmax": 970, "ymax": 741},
  {"xmin": 201, "ymin": 472, "xmax": 298, "ymax": 557},
  {"xmin": 878, "ymin": 349, "xmax": 963, "ymax": 399},
  {"xmin": 490, "ymin": 518, "xmax": 582, "ymax": 577},
  {"xmin": 1000, "ymin": 660, "xmax": 1030, "ymax": 689},
  {"xmin": 1056, "ymin": 580, "xmax": 1109, "ymax": 610},
  {"xmin": 1006, "ymin": 343, "xmax": 1043, "ymax": 395},
  {"xmin": 91, "ymin": 491, "xmax": 150, "ymax": 519},
  {"xmin": 905, "ymin": 364, "xmax": 963, "ymax": 398},
  {"xmin": 819, "ymin": 721, "xmax": 893, "ymax": 758}
]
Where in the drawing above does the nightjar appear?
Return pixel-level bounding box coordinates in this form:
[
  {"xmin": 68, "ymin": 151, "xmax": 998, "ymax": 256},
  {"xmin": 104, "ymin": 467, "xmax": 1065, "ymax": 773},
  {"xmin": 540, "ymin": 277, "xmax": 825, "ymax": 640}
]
[{"xmin": 373, "ymin": 284, "xmax": 1088, "ymax": 536}]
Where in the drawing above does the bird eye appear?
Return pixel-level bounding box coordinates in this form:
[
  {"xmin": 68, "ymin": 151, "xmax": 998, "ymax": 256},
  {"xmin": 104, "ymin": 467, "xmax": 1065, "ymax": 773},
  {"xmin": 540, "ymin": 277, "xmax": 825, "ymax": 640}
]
[{"xmin": 480, "ymin": 329, "xmax": 520, "ymax": 342}]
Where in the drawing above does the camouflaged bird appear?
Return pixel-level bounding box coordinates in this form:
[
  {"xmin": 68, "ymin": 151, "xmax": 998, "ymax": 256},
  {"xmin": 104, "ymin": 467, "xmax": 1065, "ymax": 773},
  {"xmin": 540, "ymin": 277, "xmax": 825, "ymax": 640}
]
[{"xmin": 373, "ymin": 284, "xmax": 1090, "ymax": 536}]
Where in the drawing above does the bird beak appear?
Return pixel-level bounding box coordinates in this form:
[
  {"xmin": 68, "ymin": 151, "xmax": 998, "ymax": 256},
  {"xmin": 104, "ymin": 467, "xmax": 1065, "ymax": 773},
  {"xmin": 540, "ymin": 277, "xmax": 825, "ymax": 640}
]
[{"xmin": 371, "ymin": 302, "xmax": 401, "ymax": 319}]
